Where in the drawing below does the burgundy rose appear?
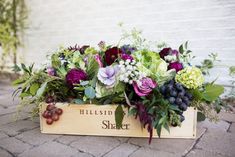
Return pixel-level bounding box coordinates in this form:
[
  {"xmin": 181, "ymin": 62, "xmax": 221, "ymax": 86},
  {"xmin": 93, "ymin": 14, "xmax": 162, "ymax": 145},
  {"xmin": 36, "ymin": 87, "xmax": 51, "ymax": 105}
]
[
  {"xmin": 105, "ymin": 47, "xmax": 123, "ymax": 65},
  {"xmin": 159, "ymin": 48, "xmax": 171, "ymax": 59},
  {"xmin": 121, "ymin": 53, "xmax": 133, "ymax": 61},
  {"xmin": 168, "ymin": 61, "xmax": 183, "ymax": 72},
  {"xmin": 159, "ymin": 48, "xmax": 179, "ymax": 60},
  {"xmin": 66, "ymin": 68, "xmax": 87, "ymax": 87},
  {"xmin": 133, "ymin": 77, "xmax": 157, "ymax": 97}
]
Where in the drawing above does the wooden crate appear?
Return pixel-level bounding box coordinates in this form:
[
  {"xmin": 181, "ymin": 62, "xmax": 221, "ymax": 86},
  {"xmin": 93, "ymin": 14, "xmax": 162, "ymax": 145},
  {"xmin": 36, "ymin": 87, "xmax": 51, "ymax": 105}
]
[{"xmin": 40, "ymin": 103, "xmax": 197, "ymax": 138}]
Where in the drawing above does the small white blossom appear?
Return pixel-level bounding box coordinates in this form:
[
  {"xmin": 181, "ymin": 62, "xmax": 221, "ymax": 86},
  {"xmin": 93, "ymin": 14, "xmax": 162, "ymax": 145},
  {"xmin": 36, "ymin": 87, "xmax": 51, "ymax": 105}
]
[
  {"xmin": 124, "ymin": 78, "xmax": 129, "ymax": 83},
  {"xmin": 119, "ymin": 60, "xmax": 124, "ymax": 65}
]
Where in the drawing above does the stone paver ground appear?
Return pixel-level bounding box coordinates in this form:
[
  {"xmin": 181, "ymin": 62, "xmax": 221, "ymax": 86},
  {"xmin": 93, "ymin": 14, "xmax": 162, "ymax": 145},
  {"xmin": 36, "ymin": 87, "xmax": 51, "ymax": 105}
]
[{"xmin": 0, "ymin": 80, "xmax": 234, "ymax": 157}]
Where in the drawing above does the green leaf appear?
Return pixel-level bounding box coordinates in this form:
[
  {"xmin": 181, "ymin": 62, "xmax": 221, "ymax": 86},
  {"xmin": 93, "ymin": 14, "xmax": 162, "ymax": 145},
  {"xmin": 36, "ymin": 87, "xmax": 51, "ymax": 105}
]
[
  {"xmin": 179, "ymin": 44, "xmax": 184, "ymax": 54},
  {"xmin": 115, "ymin": 105, "xmax": 125, "ymax": 129},
  {"xmin": 30, "ymin": 83, "xmax": 40, "ymax": 96},
  {"xmin": 12, "ymin": 78, "xmax": 27, "ymax": 86},
  {"xmin": 158, "ymin": 116, "xmax": 167, "ymax": 125},
  {"xmin": 51, "ymin": 54, "xmax": 61, "ymax": 67},
  {"xmin": 36, "ymin": 82, "xmax": 47, "ymax": 97},
  {"xmin": 20, "ymin": 92, "xmax": 31, "ymax": 98},
  {"xmin": 156, "ymin": 124, "xmax": 162, "ymax": 137},
  {"xmin": 12, "ymin": 64, "xmax": 21, "ymax": 72},
  {"xmin": 191, "ymin": 88, "xmax": 203, "ymax": 100},
  {"xmin": 202, "ymin": 84, "xmax": 224, "ymax": 102},
  {"xmin": 197, "ymin": 112, "xmax": 206, "ymax": 121},
  {"xmin": 185, "ymin": 41, "xmax": 188, "ymax": 49},
  {"xmin": 85, "ymin": 86, "xmax": 96, "ymax": 99},
  {"xmin": 87, "ymin": 56, "xmax": 99, "ymax": 79},
  {"xmin": 57, "ymin": 67, "xmax": 67, "ymax": 77},
  {"xmin": 21, "ymin": 63, "xmax": 29, "ymax": 73},
  {"xmin": 229, "ymin": 66, "xmax": 235, "ymax": 76},
  {"xmin": 169, "ymin": 105, "xmax": 181, "ymax": 111},
  {"xmin": 128, "ymin": 107, "xmax": 137, "ymax": 116},
  {"xmin": 163, "ymin": 123, "xmax": 170, "ymax": 133}
]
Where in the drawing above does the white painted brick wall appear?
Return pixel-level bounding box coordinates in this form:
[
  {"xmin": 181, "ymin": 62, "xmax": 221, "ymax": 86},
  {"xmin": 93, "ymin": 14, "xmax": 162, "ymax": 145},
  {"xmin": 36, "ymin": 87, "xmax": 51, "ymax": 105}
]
[{"xmin": 22, "ymin": 0, "xmax": 235, "ymax": 87}]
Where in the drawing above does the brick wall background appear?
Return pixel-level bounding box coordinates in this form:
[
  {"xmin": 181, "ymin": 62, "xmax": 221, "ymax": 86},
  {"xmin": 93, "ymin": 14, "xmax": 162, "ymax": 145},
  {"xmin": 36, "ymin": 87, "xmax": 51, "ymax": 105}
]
[{"xmin": 22, "ymin": 0, "xmax": 235, "ymax": 87}]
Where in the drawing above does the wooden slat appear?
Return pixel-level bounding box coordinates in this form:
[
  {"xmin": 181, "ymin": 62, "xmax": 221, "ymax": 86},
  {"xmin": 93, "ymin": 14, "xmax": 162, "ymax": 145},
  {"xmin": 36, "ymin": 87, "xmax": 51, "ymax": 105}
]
[{"xmin": 40, "ymin": 103, "xmax": 197, "ymax": 139}]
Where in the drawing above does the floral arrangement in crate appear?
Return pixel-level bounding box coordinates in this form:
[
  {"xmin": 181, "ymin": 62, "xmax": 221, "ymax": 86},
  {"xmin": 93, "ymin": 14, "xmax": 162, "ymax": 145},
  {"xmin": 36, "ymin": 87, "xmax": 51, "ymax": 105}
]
[{"xmin": 13, "ymin": 29, "xmax": 225, "ymax": 143}]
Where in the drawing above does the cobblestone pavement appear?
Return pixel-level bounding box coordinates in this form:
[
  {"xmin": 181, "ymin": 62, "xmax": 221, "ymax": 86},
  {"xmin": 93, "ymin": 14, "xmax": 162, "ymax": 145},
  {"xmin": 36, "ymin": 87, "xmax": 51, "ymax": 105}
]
[{"xmin": 0, "ymin": 80, "xmax": 235, "ymax": 157}]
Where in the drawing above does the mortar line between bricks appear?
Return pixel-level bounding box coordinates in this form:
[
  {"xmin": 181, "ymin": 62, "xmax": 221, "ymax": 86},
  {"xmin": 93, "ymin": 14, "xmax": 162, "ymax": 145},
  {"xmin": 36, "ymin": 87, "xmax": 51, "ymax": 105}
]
[
  {"xmin": 128, "ymin": 139, "xmax": 176, "ymax": 154},
  {"xmin": 101, "ymin": 139, "xmax": 123, "ymax": 157},
  {"xmin": 68, "ymin": 142, "xmax": 95, "ymax": 157},
  {"xmin": 182, "ymin": 128, "xmax": 207, "ymax": 157},
  {"xmin": 0, "ymin": 145, "xmax": 16, "ymax": 157},
  {"xmin": 224, "ymin": 121, "xmax": 232, "ymax": 132},
  {"xmin": 127, "ymin": 144, "xmax": 141, "ymax": 157},
  {"xmin": 2, "ymin": 126, "xmax": 39, "ymax": 138}
]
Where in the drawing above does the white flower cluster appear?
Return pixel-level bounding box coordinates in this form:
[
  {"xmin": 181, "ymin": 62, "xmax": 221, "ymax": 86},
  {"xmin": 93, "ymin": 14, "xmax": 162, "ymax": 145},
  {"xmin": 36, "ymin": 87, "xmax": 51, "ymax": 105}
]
[
  {"xmin": 118, "ymin": 59, "xmax": 146, "ymax": 85},
  {"xmin": 164, "ymin": 55, "xmax": 177, "ymax": 62}
]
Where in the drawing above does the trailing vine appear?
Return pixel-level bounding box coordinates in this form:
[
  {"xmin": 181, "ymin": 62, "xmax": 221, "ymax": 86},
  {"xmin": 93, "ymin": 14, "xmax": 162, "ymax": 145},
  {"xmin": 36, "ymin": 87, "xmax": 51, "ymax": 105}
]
[{"xmin": 0, "ymin": 0, "xmax": 27, "ymax": 70}]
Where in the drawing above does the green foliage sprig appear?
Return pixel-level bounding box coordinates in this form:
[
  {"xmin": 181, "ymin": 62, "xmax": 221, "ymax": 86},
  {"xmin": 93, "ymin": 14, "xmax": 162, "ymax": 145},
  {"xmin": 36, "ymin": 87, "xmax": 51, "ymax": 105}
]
[{"xmin": 0, "ymin": 0, "xmax": 27, "ymax": 69}]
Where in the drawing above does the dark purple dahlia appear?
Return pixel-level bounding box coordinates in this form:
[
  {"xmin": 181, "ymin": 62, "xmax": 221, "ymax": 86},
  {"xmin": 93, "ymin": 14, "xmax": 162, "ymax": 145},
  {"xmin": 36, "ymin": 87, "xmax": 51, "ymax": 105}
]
[
  {"xmin": 104, "ymin": 47, "xmax": 123, "ymax": 65},
  {"xmin": 66, "ymin": 68, "xmax": 88, "ymax": 87},
  {"xmin": 159, "ymin": 48, "xmax": 171, "ymax": 59},
  {"xmin": 159, "ymin": 48, "xmax": 179, "ymax": 60}
]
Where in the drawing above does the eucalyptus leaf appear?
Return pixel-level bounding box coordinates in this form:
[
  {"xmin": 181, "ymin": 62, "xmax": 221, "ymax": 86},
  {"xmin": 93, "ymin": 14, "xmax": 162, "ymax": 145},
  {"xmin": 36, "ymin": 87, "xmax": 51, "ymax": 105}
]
[
  {"xmin": 85, "ymin": 86, "xmax": 96, "ymax": 99},
  {"xmin": 80, "ymin": 81, "xmax": 89, "ymax": 86},
  {"xmin": 74, "ymin": 99, "xmax": 84, "ymax": 104},
  {"xmin": 115, "ymin": 105, "xmax": 125, "ymax": 129}
]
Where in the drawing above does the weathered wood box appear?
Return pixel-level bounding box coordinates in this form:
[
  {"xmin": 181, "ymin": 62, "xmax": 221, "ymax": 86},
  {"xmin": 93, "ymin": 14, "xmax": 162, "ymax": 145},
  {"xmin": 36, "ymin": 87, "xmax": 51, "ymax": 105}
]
[{"xmin": 40, "ymin": 103, "xmax": 197, "ymax": 139}]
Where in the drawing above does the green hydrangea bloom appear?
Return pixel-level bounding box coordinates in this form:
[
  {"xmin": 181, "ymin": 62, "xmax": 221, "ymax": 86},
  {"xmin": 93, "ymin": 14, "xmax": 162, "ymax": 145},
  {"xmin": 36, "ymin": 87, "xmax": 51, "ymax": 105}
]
[{"xmin": 175, "ymin": 66, "xmax": 204, "ymax": 89}]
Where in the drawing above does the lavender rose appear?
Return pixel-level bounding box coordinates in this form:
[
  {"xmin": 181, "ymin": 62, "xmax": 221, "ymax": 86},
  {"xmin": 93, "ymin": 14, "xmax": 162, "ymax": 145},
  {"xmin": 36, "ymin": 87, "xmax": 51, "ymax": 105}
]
[
  {"xmin": 97, "ymin": 65, "xmax": 119, "ymax": 88},
  {"xmin": 168, "ymin": 61, "xmax": 183, "ymax": 72},
  {"xmin": 133, "ymin": 77, "xmax": 157, "ymax": 96},
  {"xmin": 66, "ymin": 68, "xmax": 88, "ymax": 87}
]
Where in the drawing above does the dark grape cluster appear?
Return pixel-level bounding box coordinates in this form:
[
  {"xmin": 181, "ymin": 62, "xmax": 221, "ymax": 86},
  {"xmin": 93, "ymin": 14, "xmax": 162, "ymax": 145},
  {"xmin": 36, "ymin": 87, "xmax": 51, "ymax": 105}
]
[
  {"xmin": 160, "ymin": 80, "xmax": 193, "ymax": 124},
  {"xmin": 42, "ymin": 104, "xmax": 63, "ymax": 125}
]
